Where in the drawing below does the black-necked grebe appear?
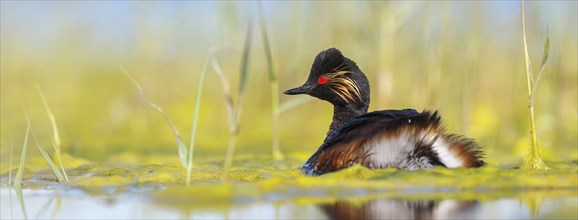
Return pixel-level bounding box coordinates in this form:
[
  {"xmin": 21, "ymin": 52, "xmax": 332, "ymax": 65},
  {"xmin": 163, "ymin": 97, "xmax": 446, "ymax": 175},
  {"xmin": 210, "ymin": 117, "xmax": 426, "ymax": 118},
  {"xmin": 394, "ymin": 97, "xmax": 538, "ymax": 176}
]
[{"xmin": 284, "ymin": 48, "xmax": 485, "ymax": 176}]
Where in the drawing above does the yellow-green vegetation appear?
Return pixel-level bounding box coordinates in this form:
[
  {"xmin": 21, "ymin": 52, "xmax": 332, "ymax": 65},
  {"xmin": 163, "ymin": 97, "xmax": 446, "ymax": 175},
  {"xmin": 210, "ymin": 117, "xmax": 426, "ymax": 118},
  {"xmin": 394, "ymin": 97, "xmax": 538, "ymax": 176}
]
[
  {"xmin": 0, "ymin": 1, "xmax": 576, "ymax": 216},
  {"xmin": 2, "ymin": 154, "xmax": 577, "ymax": 207}
]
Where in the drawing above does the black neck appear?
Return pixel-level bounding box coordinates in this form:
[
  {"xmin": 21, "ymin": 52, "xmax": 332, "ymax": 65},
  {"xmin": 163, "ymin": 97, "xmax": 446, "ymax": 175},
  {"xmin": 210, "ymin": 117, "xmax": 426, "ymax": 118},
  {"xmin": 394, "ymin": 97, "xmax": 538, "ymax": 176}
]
[{"xmin": 327, "ymin": 104, "xmax": 368, "ymax": 136}]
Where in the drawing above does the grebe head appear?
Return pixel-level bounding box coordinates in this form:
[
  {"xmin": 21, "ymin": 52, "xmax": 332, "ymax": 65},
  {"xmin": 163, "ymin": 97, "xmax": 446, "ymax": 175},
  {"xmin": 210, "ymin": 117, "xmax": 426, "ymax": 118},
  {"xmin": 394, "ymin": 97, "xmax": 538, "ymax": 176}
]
[{"xmin": 284, "ymin": 48, "xmax": 370, "ymax": 109}]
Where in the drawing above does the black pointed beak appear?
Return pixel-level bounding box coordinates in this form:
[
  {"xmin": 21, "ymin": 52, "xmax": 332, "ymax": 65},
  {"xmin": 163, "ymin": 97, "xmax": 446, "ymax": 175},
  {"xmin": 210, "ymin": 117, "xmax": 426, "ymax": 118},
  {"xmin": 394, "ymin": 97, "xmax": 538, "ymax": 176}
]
[{"xmin": 283, "ymin": 84, "xmax": 313, "ymax": 95}]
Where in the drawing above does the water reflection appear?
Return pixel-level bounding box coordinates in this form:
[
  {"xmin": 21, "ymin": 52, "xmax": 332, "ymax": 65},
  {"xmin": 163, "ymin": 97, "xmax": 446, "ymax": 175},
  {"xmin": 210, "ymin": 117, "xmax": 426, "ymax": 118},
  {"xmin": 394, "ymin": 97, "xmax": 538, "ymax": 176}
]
[
  {"xmin": 320, "ymin": 199, "xmax": 478, "ymax": 220},
  {"xmin": 1, "ymin": 188, "xmax": 576, "ymax": 219}
]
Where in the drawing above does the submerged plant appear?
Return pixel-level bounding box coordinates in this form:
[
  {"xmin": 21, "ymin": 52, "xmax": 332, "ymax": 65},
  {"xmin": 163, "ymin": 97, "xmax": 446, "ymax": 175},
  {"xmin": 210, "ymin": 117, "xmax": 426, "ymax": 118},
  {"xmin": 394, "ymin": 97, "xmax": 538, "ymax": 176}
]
[
  {"xmin": 258, "ymin": 2, "xmax": 283, "ymax": 160},
  {"xmin": 519, "ymin": 0, "xmax": 550, "ymax": 170},
  {"xmin": 212, "ymin": 21, "xmax": 254, "ymax": 173}
]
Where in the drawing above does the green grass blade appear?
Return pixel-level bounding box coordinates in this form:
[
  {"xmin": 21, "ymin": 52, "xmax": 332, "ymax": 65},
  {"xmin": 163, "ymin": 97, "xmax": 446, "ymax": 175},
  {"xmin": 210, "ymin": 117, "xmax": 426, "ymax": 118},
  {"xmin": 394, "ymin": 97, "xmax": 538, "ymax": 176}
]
[
  {"xmin": 211, "ymin": 50, "xmax": 240, "ymax": 173},
  {"xmin": 31, "ymin": 131, "xmax": 65, "ymax": 182},
  {"xmin": 35, "ymin": 84, "xmax": 62, "ymax": 156},
  {"xmin": 529, "ymin": 30, "xmax": 550, "ymax": 106},
  {"xmin": 186, "ymin": 49, "xmax": 211, "ymax": 186},
  {"xmin": 538, "ymin": 28, "xmax": 550, "ymax": 68},
  {"xmin": 210, "ymin": 54, "xmax": 239, "ymax": 135},
  {"xmin": 15, "ymin": 122, "xmax": 30, "ymax": 219},
  {"xmin": 236, "ymin": 19, "xmax": 254, "ymax": 118},
  {"xmin": 238, "ymin": 19, "xmax": 254, "ymax": 97},
  {"xmin": 48, "ymin": 129, "xmax": 68, "ymax": 181},
  {"xmin": 120, "ymin": 66, "xmax": 188, "ymax": 167},
  {"xmin": 15, "ymin": 123, "xmax": 30, "ymax": 189},
  {"xmin": 226, "ymin": 21, "xmax": 254, "ymax": 172},
  {"xmin": 35, "ymin": 84, "xmax": 69, "ymax": 181},
  {"xmin": 23, "ymin": 109, "xmax": 65, "ymax": 182}
]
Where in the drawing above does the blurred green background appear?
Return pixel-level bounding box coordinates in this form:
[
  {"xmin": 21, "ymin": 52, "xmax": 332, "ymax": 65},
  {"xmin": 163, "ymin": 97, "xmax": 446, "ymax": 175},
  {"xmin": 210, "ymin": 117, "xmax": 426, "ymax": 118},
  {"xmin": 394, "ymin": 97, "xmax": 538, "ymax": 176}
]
[{"xmin": 1, "ymin": 1, "xmax": 576, "ymax": 165}]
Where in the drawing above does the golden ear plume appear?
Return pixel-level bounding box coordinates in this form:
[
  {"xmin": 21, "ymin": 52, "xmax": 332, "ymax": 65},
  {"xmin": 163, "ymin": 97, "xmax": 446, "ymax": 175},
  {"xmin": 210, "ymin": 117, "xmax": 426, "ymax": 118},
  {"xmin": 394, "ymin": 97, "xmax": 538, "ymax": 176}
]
[{"xmin": 325, "ymin": 71, "xmax": 361, "ymax": 103}]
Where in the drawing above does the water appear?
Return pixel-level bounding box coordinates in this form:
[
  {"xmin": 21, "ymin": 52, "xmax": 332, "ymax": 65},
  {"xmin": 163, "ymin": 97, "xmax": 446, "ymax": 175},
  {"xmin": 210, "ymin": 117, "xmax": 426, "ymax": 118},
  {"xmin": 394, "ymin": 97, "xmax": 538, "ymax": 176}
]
[
  {"xmin": 1, "ymin": 158, "xmax": 576, "ymax": 219},
  {"xmin": 2, "ymin": 188, "xmax": 576, "ymax": 219}
]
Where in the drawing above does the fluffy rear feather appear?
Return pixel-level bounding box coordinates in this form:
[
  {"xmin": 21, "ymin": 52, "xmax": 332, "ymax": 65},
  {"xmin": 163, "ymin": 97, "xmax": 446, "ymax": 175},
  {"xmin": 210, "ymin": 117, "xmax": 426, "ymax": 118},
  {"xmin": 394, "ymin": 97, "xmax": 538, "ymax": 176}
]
[{"xmin": 302, "ymin": 110, "xmax": 485, "ymax": 175}]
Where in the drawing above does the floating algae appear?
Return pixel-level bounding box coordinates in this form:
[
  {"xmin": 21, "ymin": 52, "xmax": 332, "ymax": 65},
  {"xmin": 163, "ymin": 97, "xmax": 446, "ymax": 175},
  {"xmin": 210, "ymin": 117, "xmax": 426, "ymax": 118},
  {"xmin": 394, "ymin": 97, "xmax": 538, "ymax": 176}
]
[{"xmin": 1, "ymin": 153, "xmax": 576, "ymax": 219}]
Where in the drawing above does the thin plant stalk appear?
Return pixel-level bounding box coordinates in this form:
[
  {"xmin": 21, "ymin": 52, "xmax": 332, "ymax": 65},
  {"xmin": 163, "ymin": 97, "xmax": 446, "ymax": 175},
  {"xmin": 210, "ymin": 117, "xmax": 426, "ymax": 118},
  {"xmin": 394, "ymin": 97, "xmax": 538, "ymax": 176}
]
[
  {"xmin": 35, "ymin": 85, "xmax": 68, "ymax": 180},
  {"xmin": 520, "ymin": 0, "xmax": 549, "ymax": 170},
  {"xmin": 15, "ymin": 123, "xmax": 30, "ymax": 220},
  {"xmin": 49, "ymin": 130, "xmax": 68, "ymax": 181},
  {"xmin": 35, "ymin": 84, "xmax": 61, "ymax": 157},
  {"xmin": 211, "ymin": 52, "xmax": 238, "ymax": 134},
  {"xmin": 211, "ymin": 53, "xmax": 240, "ymax": 172},
  {"xmin": 23, "ymin": 108, "xmax": 66, "ymax": 182},
  {"xmin": 216, "ymin": 21, "xmax": 254, "ymax": 173},
  {"xmin": 30, "ymin": 129, "xmax": 66, "ymax": 182},
  {"xmin": 120, "ymin": 66, "xmax": 189, "ymax": 167},
  {"xmin": 185, "ymin": 50, "xmax": 211, "ymax": 186},
  {"xmin": 233, "ymin": 20, "xmax": 254, "ymax": 125},
  {"xmin": 15, "ymin": 123, "xmax": 30, "ymax": 188},
  {"xmin": 258, "ymin": 2, "xmax": 283, "ymax": 160},
  {"xmin": 223, "ymin": 135, "xmax": 238, "ymax": 173}
]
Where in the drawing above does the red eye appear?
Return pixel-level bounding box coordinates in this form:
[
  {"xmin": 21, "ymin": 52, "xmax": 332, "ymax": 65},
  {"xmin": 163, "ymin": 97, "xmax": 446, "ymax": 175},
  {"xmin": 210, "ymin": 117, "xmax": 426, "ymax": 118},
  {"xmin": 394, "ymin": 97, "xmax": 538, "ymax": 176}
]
[{"xmin": 318, "ymin": 76, "xmax": 328, "ymax": 84}]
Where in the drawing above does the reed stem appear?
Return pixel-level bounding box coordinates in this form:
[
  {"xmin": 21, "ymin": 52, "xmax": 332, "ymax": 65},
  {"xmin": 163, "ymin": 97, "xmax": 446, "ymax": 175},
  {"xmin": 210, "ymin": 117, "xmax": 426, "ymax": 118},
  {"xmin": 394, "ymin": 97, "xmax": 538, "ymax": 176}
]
[
  {"xmin": 520, "ymin": 0, "xmax": 548, "ymax": 170},
  {"xmin": 223, "ymin": 134, "xmax": 238, "ymax": 172}
]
